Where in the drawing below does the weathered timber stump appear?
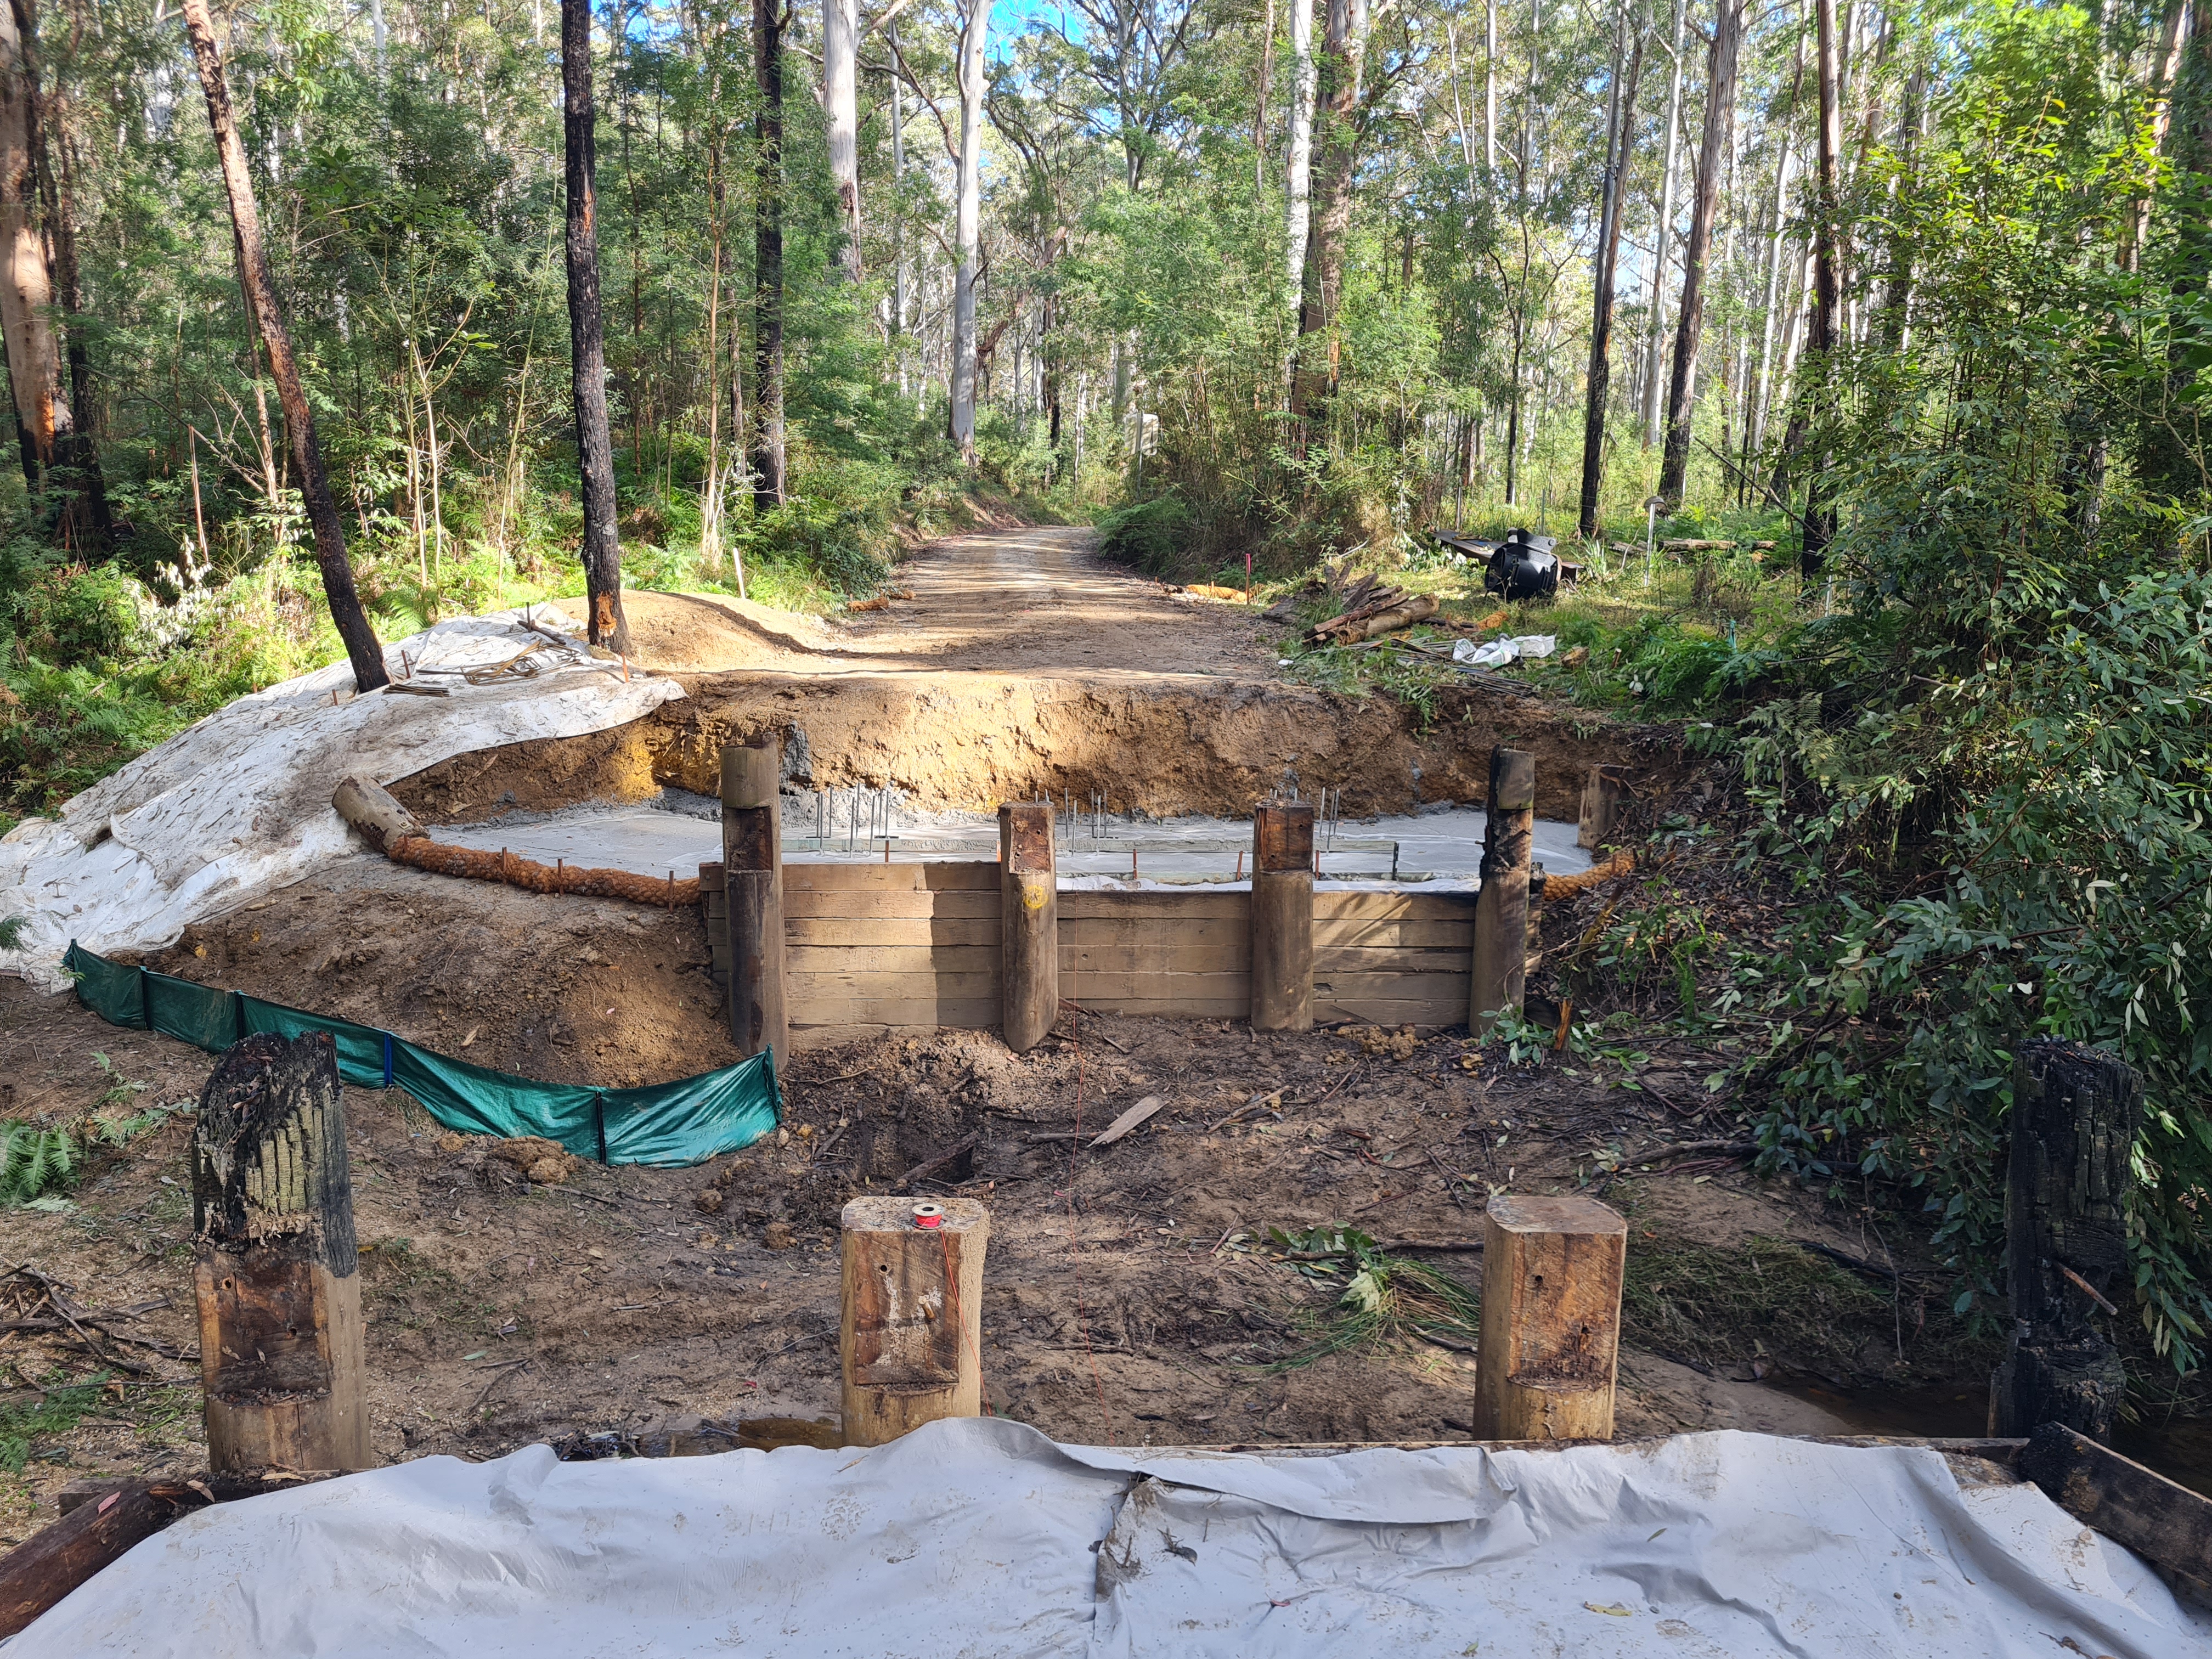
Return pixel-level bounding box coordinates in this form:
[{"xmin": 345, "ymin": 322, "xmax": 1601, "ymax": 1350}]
[
  {"xmin": 839, "ymin": 1196, "xmax": 989, "ymax": 1446},
  {"xmin": 1990, "ymin": 1040, "xmax": 2141, "ymax": 1441},
  {"xmin": 190, "ymin": 1032, "xmax": 371, "ymax": 1471},
  {"xmin": 1471, "ymin": 1192, "xmax": 1626, "ymax": 1441}
]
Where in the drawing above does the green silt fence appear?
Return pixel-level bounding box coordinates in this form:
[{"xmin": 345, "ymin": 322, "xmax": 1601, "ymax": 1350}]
[{"xmin": 63, "ymin": 941, "xmax": 778, "ymax": 1166}]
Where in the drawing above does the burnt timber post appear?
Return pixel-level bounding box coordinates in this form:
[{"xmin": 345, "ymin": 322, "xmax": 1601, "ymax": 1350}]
[
  {"xmin": 190, "ymin": 1032, "xmax": 371, "ymax": 1471},
  {"xmin": 1991, "ymin": 1040, "xmax": 2140, "ymax": 1441},
  {"xmin": 721, "ymin": 738, "xmax": 786, "ymax": 1071},
  {"xmin": 1470, "ymin": 747, "xmax": 1536, "ymax": 1036},
  {"xmin": 1471, "ymin": 1191, "xmax": 1627, "ymax": 1441},
  {"xmin": 998, "ymin": 802, "xmax": 1058, "ymax": 1052},
  {"xmin": 839, "ymin": 1196, "xmax": 989, "ymax": 1446},
  {"xmin": 1250, "ymin": 800, "xmax": 1315, "ymax": 1031}
]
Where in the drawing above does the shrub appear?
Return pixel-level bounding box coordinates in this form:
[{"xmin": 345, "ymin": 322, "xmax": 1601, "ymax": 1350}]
[
  {"xmin": 7, "ymin": 564, "xmax": 142, "ymax": 664},
  {"xmin": 1096, "ymin": 492, "xmax": 1191, "ymax": 574}
]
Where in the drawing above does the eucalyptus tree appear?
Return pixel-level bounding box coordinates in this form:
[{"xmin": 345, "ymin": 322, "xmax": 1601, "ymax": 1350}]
[{"xmin": 560, "ymin": 0, "xmax": 630, "ymax": 650}]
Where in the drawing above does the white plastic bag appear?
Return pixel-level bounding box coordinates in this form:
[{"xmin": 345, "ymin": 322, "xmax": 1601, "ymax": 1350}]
[{"xmin": 1453, "ymin": 638, "xmax": 1520, "ymax": 667}]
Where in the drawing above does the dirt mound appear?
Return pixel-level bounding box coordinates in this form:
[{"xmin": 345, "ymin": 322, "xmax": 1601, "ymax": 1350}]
[{"xmin": 538, "ymin": 591, "xmax": 842, "ymax": 674}]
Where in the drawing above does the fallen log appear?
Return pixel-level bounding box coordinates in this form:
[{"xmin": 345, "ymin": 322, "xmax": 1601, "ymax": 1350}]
[
  {"xmin": 2019, "ymin": 1421, "xmax": 2212, "ymax": 1582},
  {"xmin": 0, "ymin": 1470, "xmax": 339, "ymax": 1638},
  {"xmin": 331, "ymin": 774, "xmax": 427, "ymax": 852},
  {"xmin": 0, "ymin": 1482, "xmax": 199, "ymax": 1637},
  {"xmin": 1660, "ymin": 538, "xmax": 1737, "ymax": 551},
  {"xmin": 1308, "ymin": 592, "xmax": 1439, "ymax": 645}
]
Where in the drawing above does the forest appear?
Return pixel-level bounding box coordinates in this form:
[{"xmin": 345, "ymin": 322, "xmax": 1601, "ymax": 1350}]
[{"xmin": 0, "ymin": 0, "xmax": 2205, "ymax": 1391}]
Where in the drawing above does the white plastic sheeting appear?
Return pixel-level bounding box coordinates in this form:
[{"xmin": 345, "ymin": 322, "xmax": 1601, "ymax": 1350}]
[
  {"xmin": 11, "ymin": 1421, "xmax": 2206, "ymax": 1657},
  {"xmin": 0, "ymin": 612, "xmax": 681, "ymax": 991}
]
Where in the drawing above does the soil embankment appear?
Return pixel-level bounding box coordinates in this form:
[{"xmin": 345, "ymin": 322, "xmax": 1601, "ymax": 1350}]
[{"xmin": 394, "ymin": 530, "xmax": 1677, "ymax": 826}]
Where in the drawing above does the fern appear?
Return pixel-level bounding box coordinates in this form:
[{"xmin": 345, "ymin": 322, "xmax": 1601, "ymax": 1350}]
[
  {"xmin": 0, "ymin": 916, "xmax": 25, "ymax": 950},
  {"xmin": 1, "ymin": 1121, "xmax": 82, "ymax": 1205}
]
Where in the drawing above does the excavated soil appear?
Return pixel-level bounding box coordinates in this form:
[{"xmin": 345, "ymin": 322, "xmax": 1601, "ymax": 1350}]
[
  {"xmin": 396, "ymin": 530, "xmax": 1678, "ymax": 826},
  {"xmin": 1, "ymin": 937, "xmax": 1995, "ymax": 1547}
]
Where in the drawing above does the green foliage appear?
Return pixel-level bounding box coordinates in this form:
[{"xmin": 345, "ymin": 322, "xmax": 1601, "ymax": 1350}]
[
  {"xmin": 0, "ymin": 1122, "xmax": 80, "ymax": 1205},
  {"xmin": 1259, "ymin": 1224, "xmax": 1483, "ymax": 1370},
  {"xmin": 741, "ymin": 498, "xmax": 890, "ymax": 597},
  {"xmin": 5, "ymin": 565, "xmax": 142, "ymax": 663},
  {"xmin": 1, "ymin": 1372, "xmax": 118, "ymax": 1474},
  {"xmin": 1095, "ymin": 492, "xmax": 1192, "ymax": 574}
]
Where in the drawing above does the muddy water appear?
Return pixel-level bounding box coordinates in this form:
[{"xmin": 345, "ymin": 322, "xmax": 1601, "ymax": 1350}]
[{"xmin": 433, "ymin": 794, "xmax": 1594, "ymax": 885}]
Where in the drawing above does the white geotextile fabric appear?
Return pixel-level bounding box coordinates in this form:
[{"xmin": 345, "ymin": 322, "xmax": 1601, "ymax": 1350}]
[
  {"xmin": 0, "ymin": 611, "xmax": 682, "ymax": 990},
  {"xmin": 10, "ymin": 1422, "xmax": 2206, "ymax": 1658}
]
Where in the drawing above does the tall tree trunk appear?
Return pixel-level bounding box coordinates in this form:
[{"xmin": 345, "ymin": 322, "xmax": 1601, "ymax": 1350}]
[
  {"xmin": 1578, "ymin": 13, "xmax": 1643, "ymax": 538},
  {"xmin": 1877, "ymin": 64, "xmax": 1925, "ymax": 343},
  {"xmin": 1656, "ymin": 0, "xmax": 1742, "ymax": 507},
  {"xmin": 823, "ymin": 0, "xmax": 861, "ymax": 282},
  {"xmin": 891, "ymin": 25, "xmax": 909, "ymax": 354},
  {"xmin": 1640, "ymin": 0, "xmax": 1687, "ymax": 448},
  {"xmin": 1293, "ymin": 0, "xmax": 1369, "ymax": 421},
  {"xmin": 752, "ymin": 0, "xmax": 787, "ymax": 505},
  {"xmin": 0, "ymin": 0, "xmax": 69, "ymax": 522},
  {"xmin": 1645, "ymin": 0, "xmax": 1690, "ymax": 449},
  {"xmin": 1255, "ymin": 0, "xmax": 1276, "ymax": 194},
  {"xmin": 559, "ymin": 0, "xmax": 629, "ymax": 650},
  {"xmin": 947, "ymin": 0, "xmax": 989, "ymax": 464},
  {"xmin": 1283, "ymin": 0, "xmax": 1315, "ymax": 375},
  {"xmin": 1800, "ymin": 0, "xmax": 1842, "ymax": 574},
  {"xmin": 1483, "ymin": 0, "xmax": 1497, "ymax": 171},
  {"xmin": 9, "ymin": 0, "xmax": 105, "ymax": 546},
  {"xmin": 702, "ymin": 125, "xmax": 727, "ymax": 567},
  {"xmin": 178, "ymin": 0, "xmax": 386, "ymax": 692}
]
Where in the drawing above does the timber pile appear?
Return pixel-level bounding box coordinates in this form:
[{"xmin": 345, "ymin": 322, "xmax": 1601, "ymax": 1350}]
[{"xmin": 1305, "ymin": 574, "xmax": 1440, "ymax": 645}]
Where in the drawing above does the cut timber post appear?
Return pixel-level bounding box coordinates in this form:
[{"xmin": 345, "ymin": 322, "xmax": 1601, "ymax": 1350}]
[
  {"xmin": 190, "ymin": 1032, "xmax": 371, "ymax": 1471},
  {"xmin": 1470, "ymin": 747, "xmax": 1536, "ymax": 1036},
  {"xmin": 1577, "ymin": 764, "xmax": 1632, "ymax": 851},
  {"xmin": 1471, "ymin": 1192, "xmax": 1626, "ymax": 1441},
  {"xmin": 998, "ymin": 802, "xmax": 1057, "ymax": 1052},
  {"xmin": 839, "ymin": 1196, "xmax": 988, "ymax": 1446},
  {"xmin": 721, "ymin": 739, "xmax": 786, "ymax": 1070},
  {"xmin": 1991, "ymin": 1040, "xmax": 2140, "ymax": 1441},
  {"xmin": 1250, "ymin": 801, "xmax": 1315, "ymax": 1030}
]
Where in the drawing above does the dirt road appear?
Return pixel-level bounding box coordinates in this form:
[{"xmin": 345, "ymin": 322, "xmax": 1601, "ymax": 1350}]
[{"xmin": 557, "ymin": 526, "xmax": 1275, "ymax": 682}]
